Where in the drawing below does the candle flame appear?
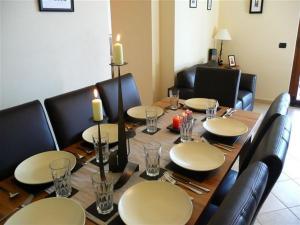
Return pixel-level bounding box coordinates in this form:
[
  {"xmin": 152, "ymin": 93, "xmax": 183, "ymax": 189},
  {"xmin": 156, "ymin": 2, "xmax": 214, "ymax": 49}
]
[
  {"xmin": 93, "ymin": 89, "xmax": 98, "ymax": 98},
  {"xmin": 116, "ymin": 34, "xmax": 121, "ymax": 42}
]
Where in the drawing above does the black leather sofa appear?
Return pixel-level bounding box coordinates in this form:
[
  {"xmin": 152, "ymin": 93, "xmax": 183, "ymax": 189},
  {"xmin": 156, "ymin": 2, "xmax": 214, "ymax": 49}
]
[{"xmin": 170, "ymin": 63, "xmax": 257, "ymax": 111}]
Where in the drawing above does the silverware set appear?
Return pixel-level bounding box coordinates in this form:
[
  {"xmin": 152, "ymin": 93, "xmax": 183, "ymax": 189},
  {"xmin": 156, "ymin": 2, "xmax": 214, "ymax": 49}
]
[
  {"xmin": 201, "ymin": 136, "xmax": 235, "ymax": 152},
  {"xmin": 222, "ymin": 108, "xmax": 237, "ymax": 118},
  {"xmin": 161, "ymin": 171, "xmax": 210, "ymax": 195},
  {"xmin": 0, "ymin": 187, "xmax": 19, "ymax": 199}
]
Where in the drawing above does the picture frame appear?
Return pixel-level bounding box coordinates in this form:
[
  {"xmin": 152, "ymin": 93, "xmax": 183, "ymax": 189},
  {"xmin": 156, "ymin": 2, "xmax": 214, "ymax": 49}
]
[
  {"xmin": 249, "ymin": 0, "xmax": 264, "ymax": 14},
  {"xmin": 39, "ymin": 0, "xmax": 74, "ymax": 12},
  {"xmin": 190, "ymin": 0, "xmax": 197, "ymax": 8},
  {"xmin": 228, "ymin": 55, "xmax": 236, "ymax": 67},
  {"xmin": 207, "ymin": 0, "xmax": 212, "ymax": 10}
]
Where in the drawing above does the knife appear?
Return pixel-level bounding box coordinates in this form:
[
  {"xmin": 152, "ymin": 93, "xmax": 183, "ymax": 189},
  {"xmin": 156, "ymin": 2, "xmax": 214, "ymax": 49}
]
[
  {"xmin": 171, "ymin": 174, "xmax": 210, "ymax": 192},
  {"xmin": 0, "ymin": 194, "xmax": 34, "ymax": 223}
]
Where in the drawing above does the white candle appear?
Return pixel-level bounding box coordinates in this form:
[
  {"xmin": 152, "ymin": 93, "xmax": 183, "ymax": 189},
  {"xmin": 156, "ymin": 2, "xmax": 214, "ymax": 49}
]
[
  {"xmin": 113, "ymin": 34, "xmax": 124, "ymax": 65},
  {"xmin": 92, "ymin": 89, "xmax": 103, "ymax": 121}
]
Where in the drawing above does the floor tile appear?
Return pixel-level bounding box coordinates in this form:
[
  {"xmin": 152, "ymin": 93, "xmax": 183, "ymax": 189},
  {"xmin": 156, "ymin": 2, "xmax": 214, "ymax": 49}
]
[
  {"xmin": 283, "ymin": 157, "xmax": 300, "ymax": 179},
  {"xmin": 260, "ymin": 193, "xmax": 286, "ymax": 213},
  {"xmin": 272, "ymin": 180, "xmax": 300, "ymax": 207},
  {"xmin": 253, "ymin": 219, "xmax": 261, "ymax": 225},
  {"xmin": 258, "ymin": 208, "xmax": 300, "ymax": 225},
  {"xmin": 294, "ymin": 178, "xmax": 300, "ymax": 186},
  {"xmin": 291, "ymin": 206, "xmax": 300, "ymax": 220},
  {"xmin": 277, "ymin": 172, "xmax": 290, "ymax": 182}
]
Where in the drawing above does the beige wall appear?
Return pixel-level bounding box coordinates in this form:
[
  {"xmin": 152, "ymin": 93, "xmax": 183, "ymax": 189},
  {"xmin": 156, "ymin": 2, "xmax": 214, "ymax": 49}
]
[
  {"xmin": 159, "ymin": 0, "xmax": 175, "ymax": 99},
  {"xmin": 174, "ymin": 0, "xmax": 219, "ymax": 73},
  {"xmin": 1, "ymin": 0, "xmax": 111, "ymax": 109},
  {"xmin": 219, "ymin": 0, "xmax": 300, "ymax": 101},
  {"xmin": 110, "ymin": 0, "xmax": 154, "ymax": 105}
]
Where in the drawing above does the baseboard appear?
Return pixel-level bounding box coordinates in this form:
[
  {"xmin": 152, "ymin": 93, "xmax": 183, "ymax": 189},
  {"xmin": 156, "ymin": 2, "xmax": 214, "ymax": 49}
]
[{"xmin": 255, "ymin": 98, "xmax": 272, "ymax": 104}]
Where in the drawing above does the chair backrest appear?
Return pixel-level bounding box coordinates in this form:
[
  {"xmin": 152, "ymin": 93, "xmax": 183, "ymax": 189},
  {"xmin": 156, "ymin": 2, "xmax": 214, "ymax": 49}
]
[
  {"xmin": 239, "ymin": 92, "xmax": 290, "ymax": 172},
  {"xmin": 45, "ymin": 85, "xmax": 102, "ymax": 149},
  {"xmin": 0, "ymin": 100, "xmax": 56, "ymax": 179},
  {"xmin": 249, "ymin": 115, "xmax": 291, "ymax": 213},
  {"xmin": 194, "ymin": 67, "xmax": 241, "ymax": 108},
  {"xmin": 208, "ymin": 161, "xmax": 268, "ymax": 225},
  {"xmin": 96, "ymin": 73, "xmax": 141, "ymax": 123}
]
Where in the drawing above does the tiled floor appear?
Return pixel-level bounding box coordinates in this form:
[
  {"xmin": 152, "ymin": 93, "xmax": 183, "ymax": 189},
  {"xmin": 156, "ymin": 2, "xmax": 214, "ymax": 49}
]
[{"xmin": 252, "ymin": 102, "xmax": 300, "ymax": 225}]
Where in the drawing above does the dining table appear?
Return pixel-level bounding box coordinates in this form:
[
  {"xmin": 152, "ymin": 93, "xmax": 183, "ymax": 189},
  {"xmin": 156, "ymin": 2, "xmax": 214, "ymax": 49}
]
[{"xmin": 0, "ymin": 98, "xmax": 261, "ymax": 225}]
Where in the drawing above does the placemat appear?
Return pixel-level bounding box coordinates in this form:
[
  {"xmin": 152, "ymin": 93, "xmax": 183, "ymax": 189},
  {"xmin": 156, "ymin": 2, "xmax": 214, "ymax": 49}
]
[
  {"xmin": 72, "ymin": 162, "xmax": 84, "ymax": 173},
  {"xmin": 47, "ymin": 187, "xmax": 79, "ymax": 198},
  {"xmin": 165, "ymin": 103, "xmax": 184, "ymax": 111},
  {"xmin": 201, "ymin": 132, "xmax": 239, "ymax": 146},
  {"xmin": 108, "ymin": 215, "xmax": 126, "ymax": 225},
  {"xmin": 142, "ymin": 128, "xmax": 161, "ymax": 135},
  {"xmin": 139, "ymin": 168, "xmax": 166, "ymax": 180},
  {"xmin": 86, "ymin": 202, "xmax": 118, "ymax": 222},
  {"xmin": 173, "ymin": 137, "xmax": 194, "ymax": 144},
  {"xmin": 13, "ymin": 179, "xmax": 53, "ymax": 195},
  {"xmin": 165, "ymin": 162, "xmax": 215, "ymax": 181},
  {"xmin": 166, "ymin": 124, "xmax": 180, "ymax": 134}
]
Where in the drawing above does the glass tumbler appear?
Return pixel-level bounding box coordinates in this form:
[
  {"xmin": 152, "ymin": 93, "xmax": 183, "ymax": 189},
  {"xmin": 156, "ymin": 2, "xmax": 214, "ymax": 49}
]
[
  {"xmin": 146, "ymin": 108, "xmax": 158, "ymax": 133},
  {"xmin": 91, "ymin": 172, "xmax": 114, "ymax": 214},
  {"xmin": 50, "ymin": 158, "xmax": 72, "ymax": 197},
  {"xmin": 169, "ymin": 89, "xmax": 180, "ymax": 110},
  {"xmin": 180, "ymin": 118, "xmax": 194, "ymax": 142},
  {"xmin": 92, "ymin": 133, "xmax": 110, "ymax": 164},
  {"xmin": 144, "ymin": 142, "xmax": 162, "ymax": 177}
]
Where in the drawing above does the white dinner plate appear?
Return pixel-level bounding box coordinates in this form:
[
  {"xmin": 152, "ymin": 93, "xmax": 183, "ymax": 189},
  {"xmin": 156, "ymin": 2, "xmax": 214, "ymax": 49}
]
[
  {"xmin": 5, "ymin": 197, "xmax": 85, "ymax": 225},
  {"xmin": 14, "ymin": 151, "xmax": 76, "ymax": 185},
  {"xmin": 127, "ymin": 105, "xmax": 164, "ymax": 120},
  {"xmin": 170, "ymin": 142, "xmax": 225, "ymax": 171},
  {"xmin": 203, "ymin": 117, "xmax": 248, "ymax": 137},
  {"xmin": 185, "ymin": 98, "xmax": 217, "ymax": 111},
  {"xmin": 82, "ymin": 123, "xmax": 118, "ymax": 144},
  {"xmin": 118, "ymin": 181, "xmax": 193, "ymax": 225}
]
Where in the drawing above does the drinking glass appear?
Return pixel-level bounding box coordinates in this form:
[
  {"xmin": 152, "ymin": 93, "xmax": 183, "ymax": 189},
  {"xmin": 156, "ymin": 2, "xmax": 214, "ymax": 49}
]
[
  {"xmin": 169, "ymin": 89, "xmax": 179, "ymax": 110},
  {"xmin": 92, "ymin": 133, "xmax": 110, "ymax": 164},
  {"xmin": 146, "ymin": 108, "xmax": 158, "ymax": 133},
  {"xmin": 180, "ymin": 118, "xmax": 194, "ymax": 142},
  {"xmin": 144, "ymin": 142, "xmax": 161, "ymax": 177},
  {"xmin": 50, "ymin": 158, "xmax": 72, "ymax": 197},
  {"xmin": 206, "ymin": 100, "xmax": 219, "ymax": 120},
  {"xmin": 91, "ymin": 172, "xmax": 114, "ymax": 214}
]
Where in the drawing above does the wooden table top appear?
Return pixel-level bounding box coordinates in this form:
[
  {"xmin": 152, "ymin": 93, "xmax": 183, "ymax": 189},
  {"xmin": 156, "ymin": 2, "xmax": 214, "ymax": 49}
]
[{"xmin": 0, "ymin": 98, "xmax": 261, "ymax": 225}]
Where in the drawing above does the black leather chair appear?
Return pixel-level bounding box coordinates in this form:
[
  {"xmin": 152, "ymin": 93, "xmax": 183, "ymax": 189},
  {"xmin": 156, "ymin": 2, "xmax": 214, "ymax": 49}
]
[
  {"xmin": 211, "ymin": 114, "xmax": 291, "ymax": 207},
  {"xmin": 45, "ymin": 85, "xmax": 103, "ymax": 149},
  {"xmin": 96, "ymin": 73, "xmax": 141, "ymax": 123},
  {"xmin": 199, "ymin": 162, "xmax": 268, "ymax": 225},
  {"xmin": 194, "ymin": 67, "xmax": 241, "ymax": 108},
  {"xmin": 0, "ymin": 100, "xmax": 56, "ymax": 179}
]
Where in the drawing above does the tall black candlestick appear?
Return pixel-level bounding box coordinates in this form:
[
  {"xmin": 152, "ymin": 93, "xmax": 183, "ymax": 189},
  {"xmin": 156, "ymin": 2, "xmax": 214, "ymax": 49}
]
[{"xmin": 97, "ymin": 122, "xmax": 106, "ymax": 181}]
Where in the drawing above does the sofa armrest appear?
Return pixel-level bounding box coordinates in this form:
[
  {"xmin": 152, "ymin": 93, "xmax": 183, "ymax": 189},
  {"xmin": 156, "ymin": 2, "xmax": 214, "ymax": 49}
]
[
  {"xmin": 175, "ymin": 66, "xmax": 197, "ymax": 89},
  {"xmin": 240, "ymin": 73, "xmax": 256, "ymax": 93}
]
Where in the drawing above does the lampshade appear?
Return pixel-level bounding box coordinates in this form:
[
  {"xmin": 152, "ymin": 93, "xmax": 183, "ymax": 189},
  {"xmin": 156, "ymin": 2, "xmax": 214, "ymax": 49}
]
[{"xmin": 214, "ymin": 29, "xmax": 232, "ymax": 41}]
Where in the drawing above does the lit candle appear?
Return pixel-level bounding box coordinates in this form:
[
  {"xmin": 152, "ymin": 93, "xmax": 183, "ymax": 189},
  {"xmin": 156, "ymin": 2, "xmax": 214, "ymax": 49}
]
[
  {"xmin": 173, "ymin": 115, "xmax": 181, "ymax": 129},
  {"xmin": 92, "ymin": 89, "xmax": 103, "ymax": 121},
  {"xmin": 113, "ymin": 34, "xmax": 124, "ymax": 65}
]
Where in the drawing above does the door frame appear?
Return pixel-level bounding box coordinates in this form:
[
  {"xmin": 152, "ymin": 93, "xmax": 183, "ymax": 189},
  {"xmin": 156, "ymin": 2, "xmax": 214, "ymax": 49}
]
[{"xmin": 289, "ymin": 20, "xmax": 300, "ymax": 106}]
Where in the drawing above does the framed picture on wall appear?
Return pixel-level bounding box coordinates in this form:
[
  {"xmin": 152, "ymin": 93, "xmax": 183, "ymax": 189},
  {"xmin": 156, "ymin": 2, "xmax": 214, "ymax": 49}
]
[
  {"xmin": 228, "ymin": 55, "xmax": 236, "ymax": 67},
  {"xmin": 249, "ymin": 0, "xmax": 264, "ymax": 14},
  {"xmin": 207, "ymin": 0, "xmax": 212, "ymax": 10},
  {"xmin": 39, "ymin": 0, "xmax": 74, "ymax": 12},
  {"xmin": 190, "ymin": 0, "xmax": 197, "ymax": 8}
]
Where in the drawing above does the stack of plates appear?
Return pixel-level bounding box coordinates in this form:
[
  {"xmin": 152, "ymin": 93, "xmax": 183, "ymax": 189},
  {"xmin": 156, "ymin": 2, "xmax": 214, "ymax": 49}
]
[
  {"xmin": 169, "ymin": 142, "xmax": 225, "ymax": 171},
  {"xmin": 14, "ymin": 151, "xmax": 76, "ymax": 185},
  {"xmin": 5, "ymin": 197, "xmax": 85, "ymax": 225},
  {"xmin": 119, "ymin": 181, "xmax": 193, "ymax": 225},
  {"xmin": 127, "ymin": 106, "xmax": 164, "ymax": 120},
  {"xmin": 203, "ymin": 117, "xmax": 248, "ymax": 137}
]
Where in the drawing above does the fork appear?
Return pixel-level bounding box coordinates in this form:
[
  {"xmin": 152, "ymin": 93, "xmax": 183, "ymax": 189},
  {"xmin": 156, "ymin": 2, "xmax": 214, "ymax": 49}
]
[
  {"xmin": 0, "ymin": 187, "xmax": 19, "ymax": 199},
  {"xmin": 162, "ymin": 172, "xmax": 203, "ymax": 195}
]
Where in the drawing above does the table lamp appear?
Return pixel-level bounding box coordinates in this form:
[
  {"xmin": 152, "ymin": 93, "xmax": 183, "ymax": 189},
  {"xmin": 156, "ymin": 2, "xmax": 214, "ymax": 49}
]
[{"xmin": 214, "ymin": 29, "xmax": 231, "ymax": 65}]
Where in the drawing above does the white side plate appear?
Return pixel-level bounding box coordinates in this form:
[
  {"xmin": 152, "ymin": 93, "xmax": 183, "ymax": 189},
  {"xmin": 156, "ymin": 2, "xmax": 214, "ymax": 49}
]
[
  {"xmin": 82, "ymin": 123, "xmax": 118, "ymax": 144},
  {"xmin": 14, "ymin": 151, "xmax": 76, "ymax": 185},
  {"xmin": 119, "ymin": 181, "xmax": 193, "ymax": 225},
  {"xmin": 185, "ymin": 98, "xmax": 217, "ymax": 111},
  {"xmin": 170, "ymin": 142, "xmax": 225, "ymax": 171},
  {"xmin": 127, "ymin": 106, "xmax": 164, "ymax": 120},
  {"xmin": 5, "ymin": 197, "xmax": 85, "ymax": 225}
]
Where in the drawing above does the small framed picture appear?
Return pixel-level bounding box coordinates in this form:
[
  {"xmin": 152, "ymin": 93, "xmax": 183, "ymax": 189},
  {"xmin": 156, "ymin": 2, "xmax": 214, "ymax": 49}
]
[
  {"xmin": 39, "ymin": 0, "xmax": 74, "ymax": 12},
  {"xmin": 228, "ymin": 55, "xmax": 236, "ymax": 67},
  {"xmin": 190, "ymin": 0, "xmax": 197, "ymax": 8},
  {"xmin": 207, "ymin": 0, "xmax": 212, "ymax": 10},
  {"xmin": 249, "ymin": 0, "xmax": 264, "ymax": 14}
]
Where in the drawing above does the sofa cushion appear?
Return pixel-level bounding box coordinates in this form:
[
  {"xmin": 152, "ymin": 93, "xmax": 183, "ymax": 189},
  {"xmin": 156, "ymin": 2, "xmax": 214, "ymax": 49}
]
[
  {"xmin": 235, "ymin": 99, "xmax": 243, "ymax": 109},
  {"xmin": 179, "ymin": 88, "xmax": 194, "ymax": 100},
  {"xmin": 238, "ymin": 90, "xmax": 253, "ymax": 109}
]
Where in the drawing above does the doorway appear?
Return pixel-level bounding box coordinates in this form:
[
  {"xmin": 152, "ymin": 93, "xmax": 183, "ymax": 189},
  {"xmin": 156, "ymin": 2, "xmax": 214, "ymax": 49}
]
[{"xmin": 289, "ymin": 20, "xmax": 300, "ymax": 106}]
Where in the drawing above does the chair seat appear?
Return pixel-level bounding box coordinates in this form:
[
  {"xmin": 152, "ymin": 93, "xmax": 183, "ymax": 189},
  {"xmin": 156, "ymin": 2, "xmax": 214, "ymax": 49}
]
[
  {"xmin": 238, "ymin": 90, "xmax": 253, "ymax": 109},
  {"xmin": 197, "ymin": 204, "xmax": 219, "ymax": 225},
  {"xmin": 210, "ymin": 169, "xmax": 238, "ymax": 206}
]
